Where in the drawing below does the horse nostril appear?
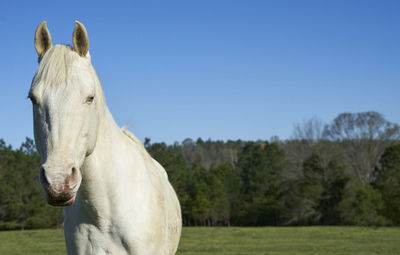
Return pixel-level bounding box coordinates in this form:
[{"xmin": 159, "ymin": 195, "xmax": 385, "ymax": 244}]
[
  {"xmin": 71, "ymin": 167, "xmax": 77, "ymax": 177},
  {"xmin": 40, "ymin": 166, "xmax": 49, "ymax": 186},
  {"xmin": 70, "ymin": 167, "xmax": 79, "ymax": 184}
]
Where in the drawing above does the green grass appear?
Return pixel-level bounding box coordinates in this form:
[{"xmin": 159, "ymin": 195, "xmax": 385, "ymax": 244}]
[{"xmin": 0, "ymin": 227, "xmax": 399, "ymax": 255}]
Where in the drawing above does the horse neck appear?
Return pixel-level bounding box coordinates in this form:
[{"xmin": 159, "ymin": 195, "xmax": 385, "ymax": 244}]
[{"xmin": 76, "ymin": 103, "xmax": 138, "ymax": 223}]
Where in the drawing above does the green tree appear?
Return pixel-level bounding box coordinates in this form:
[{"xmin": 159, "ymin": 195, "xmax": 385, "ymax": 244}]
[
  {"xmin": 210, "ymin": 163, "xmax": 240, "ymax": 226},
  {"xmin": 374, "ymin": 144, "xmax": 400, "ymax": 224},
  {"xmin": 318, "ymin": 159, "xmax": 349, "ymax": 225},
  {"xmin": 297, "ymin": 154, "xmax": 325, "ymax": 225},
  {"xmin": 0, "ymin": 138, "xmax": 62, "ymax": 230},
  {"xmin": 349, "ymin": 185, "xmax": 389, "ymax": 226},
  {"xmin": 282, "ymin": 154, "xmax": 348, "ymax": 225},
  {"xmin": 236, "ymin": 141, "xmax": 286, "ymax": 226}
]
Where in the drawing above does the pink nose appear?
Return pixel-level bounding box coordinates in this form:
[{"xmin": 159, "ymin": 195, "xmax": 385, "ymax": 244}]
[{"xmin": 40, "ymin": 165, "xmax": 79, "ymax": 206}]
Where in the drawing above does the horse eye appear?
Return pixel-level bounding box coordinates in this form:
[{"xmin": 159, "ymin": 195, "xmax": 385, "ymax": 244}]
[{"xmin": 86, "ymin": 95, "xmax": 95, "ymax": 104}]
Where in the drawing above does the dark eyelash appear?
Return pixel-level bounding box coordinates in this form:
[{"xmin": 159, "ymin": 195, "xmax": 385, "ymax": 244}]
[{"xmin": 28, "ymin": 94, "xmax": 38, "ymax": 104}]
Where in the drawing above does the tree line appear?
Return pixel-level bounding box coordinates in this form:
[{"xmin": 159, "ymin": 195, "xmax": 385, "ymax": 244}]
[{"xmin": 0, "ymin": 111, "xmax": 399, "ymax": 229}]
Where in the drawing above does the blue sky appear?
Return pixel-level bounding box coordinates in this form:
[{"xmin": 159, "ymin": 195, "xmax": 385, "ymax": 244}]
[{"xmin": 0, "ymin": 1, "xmax": 399, "ymax": 148}]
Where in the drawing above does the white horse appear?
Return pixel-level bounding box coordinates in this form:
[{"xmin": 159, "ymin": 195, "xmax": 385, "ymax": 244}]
[{"xmin": 29, "ymin": 21, "xmax": 182, "ymax": 255}]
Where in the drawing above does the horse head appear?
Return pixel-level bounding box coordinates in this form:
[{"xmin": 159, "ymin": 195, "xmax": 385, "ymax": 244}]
[{"xmin": 30, "ymin": 21, "xmax": 103, "ymax": 206}]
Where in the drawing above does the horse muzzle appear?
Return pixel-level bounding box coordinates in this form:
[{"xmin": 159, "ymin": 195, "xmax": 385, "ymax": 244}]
[{"xmin": 39, "ymin": 164, "xmax": 81, "ymax": 206}]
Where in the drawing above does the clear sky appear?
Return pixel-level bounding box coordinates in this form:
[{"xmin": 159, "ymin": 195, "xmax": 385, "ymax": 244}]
[{"xmin": 0, "ymin": 0, "xmax": 399, "ymax": 148}]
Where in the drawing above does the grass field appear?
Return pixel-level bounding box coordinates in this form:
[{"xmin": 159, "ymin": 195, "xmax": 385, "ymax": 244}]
[{"xmin": 0, "ymin": 227, "xmax": 399, "ymax": 255}]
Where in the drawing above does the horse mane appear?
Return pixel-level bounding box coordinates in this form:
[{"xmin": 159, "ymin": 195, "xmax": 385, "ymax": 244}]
[
  {"xmin": 121, "ymin": 127, "xmax": 169, "ymax": 180},
  {"xmin": 121, "ymin": 126, "xmax": 153, "ymax": 161}
]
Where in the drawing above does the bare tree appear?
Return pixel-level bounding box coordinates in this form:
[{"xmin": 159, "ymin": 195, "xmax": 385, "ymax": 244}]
[
  {"xmin": 286, "ymin": 118, "xmax": 331, "ymax": 168},
  {"xmin": 292, "ymin": 117, "xmax": 325, "ymax": 144},
  {"xmin": 323, "ymin": 111, "xmax": 400, "ymax": 184}
]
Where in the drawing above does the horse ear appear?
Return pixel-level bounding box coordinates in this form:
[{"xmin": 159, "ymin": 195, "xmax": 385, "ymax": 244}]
[
  {"xmin": 35, "ymin": 21, "xmax": 52, "ymax": 58},
  {"xmin": 72, "ymin": 21, "xmax": 89, "ymax": 57}
]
